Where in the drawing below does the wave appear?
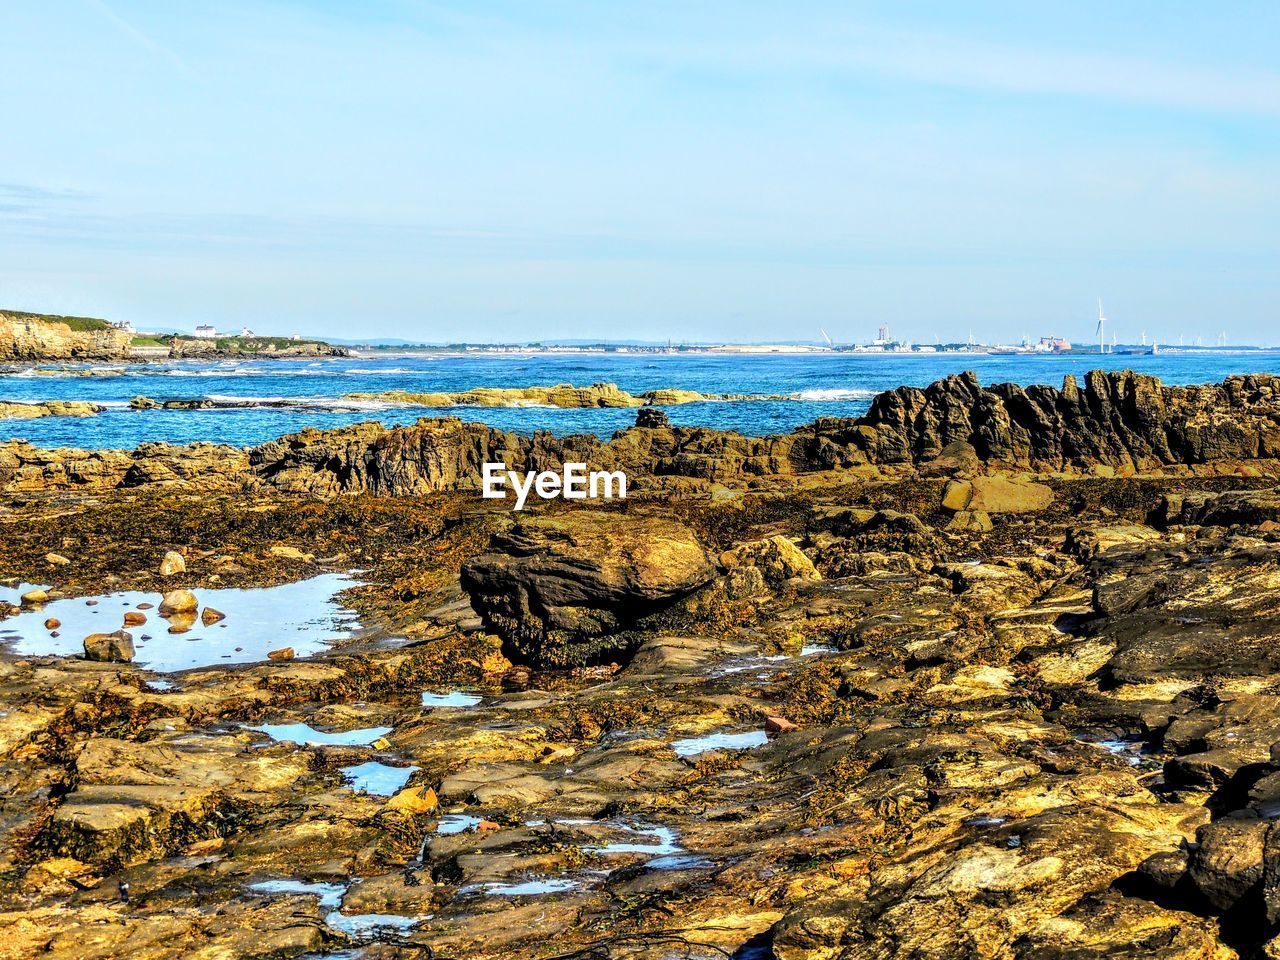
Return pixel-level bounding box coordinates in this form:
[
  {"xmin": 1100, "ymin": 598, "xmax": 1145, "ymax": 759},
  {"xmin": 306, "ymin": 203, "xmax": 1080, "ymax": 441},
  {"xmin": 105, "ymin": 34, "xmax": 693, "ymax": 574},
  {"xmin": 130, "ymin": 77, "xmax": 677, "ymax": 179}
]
[
  {"xmin": 1, "ymin": 366, "xmax": 126, "ymax": 379},
  {"xmin": 792, "ymin": 388, "xmax": 878, "ymax": 401},
  {"xmin": 342, "ymin": 367, "xmax": 414, "ymax": 375}
]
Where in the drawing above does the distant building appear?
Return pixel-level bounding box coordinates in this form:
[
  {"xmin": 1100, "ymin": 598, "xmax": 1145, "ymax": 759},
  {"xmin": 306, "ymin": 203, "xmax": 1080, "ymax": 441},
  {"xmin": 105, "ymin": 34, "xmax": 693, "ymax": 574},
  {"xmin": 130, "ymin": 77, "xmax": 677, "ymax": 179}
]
[
  {"xmin": 241, "ymin": 326, "xmax": 255, "ymax": 337},
  {"xmin": 290, "ymin": 333, "xmax": 302, "ymax": 341},
  {"xmin": 193, "ymin": 324, "xmax": 218, "ymax": 339},
  {"xmin": 110, "ymin": 320, "xmax": 135, "ymax": 334}
]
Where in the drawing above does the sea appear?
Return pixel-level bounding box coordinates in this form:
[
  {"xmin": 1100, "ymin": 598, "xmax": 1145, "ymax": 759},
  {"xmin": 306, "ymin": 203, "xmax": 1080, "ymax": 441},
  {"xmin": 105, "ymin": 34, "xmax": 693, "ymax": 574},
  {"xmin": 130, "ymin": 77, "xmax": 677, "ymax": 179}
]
[{"xmin": 3, "ymin": 351, "xmax": 1278, "ymax": 450}]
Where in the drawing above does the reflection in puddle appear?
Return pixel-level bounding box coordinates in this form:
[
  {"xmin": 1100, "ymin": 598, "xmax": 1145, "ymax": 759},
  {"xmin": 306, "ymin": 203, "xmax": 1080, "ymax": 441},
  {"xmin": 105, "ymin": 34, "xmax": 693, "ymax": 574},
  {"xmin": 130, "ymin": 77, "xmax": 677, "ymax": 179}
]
[
  {"xmin": 464, "ymin": 877, "xmax": 579, "ymax": 897},
  {"xmin": 1076, "ymin": 734, "xmax": 1157, "ymax": 769},
  {"xmin": 421, "ymin": 690, "xmax": 483, "ymax": 708},
  {"xmin": 249, "ymin": 879, "xmax": 345, "ymax": 910},
  {"xmin": 341, "ymin": 761, "xmax": 419, "ymax": 795},
  {"xmin": 437, "ymin": 813, "xmax": 484, "ymax": 835},
  {"xmin": 0, "ymin": 574, "xmax": 359, "ymax": 672},
  {"xmin": 248, "ymin": 879, "xmax": 421, "ymax": 941},
  {"xmin": 671, "ymin": 730, "xmax": 768, "ymax": 757},
  {"xmin": 648, "ymin": 853, "xmax": 714, "ymax": 870},
  {"xmin": 251, "ymin": 723, "xmax": 392, "ymax": 746},
  {"xmin": 583, "ymin": 822, "xmax": 681, "ymax": 857},
  {"xmin": 326, "ymin": 911, "xmax": 420, "ymax": 939}
]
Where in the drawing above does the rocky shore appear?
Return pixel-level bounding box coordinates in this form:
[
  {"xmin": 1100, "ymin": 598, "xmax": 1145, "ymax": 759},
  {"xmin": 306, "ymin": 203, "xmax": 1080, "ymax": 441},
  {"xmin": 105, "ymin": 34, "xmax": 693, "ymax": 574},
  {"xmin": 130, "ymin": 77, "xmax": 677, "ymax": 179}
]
[{"xmin": 3, "ymin": 370, "xmax": 1280, "ymax": 958}]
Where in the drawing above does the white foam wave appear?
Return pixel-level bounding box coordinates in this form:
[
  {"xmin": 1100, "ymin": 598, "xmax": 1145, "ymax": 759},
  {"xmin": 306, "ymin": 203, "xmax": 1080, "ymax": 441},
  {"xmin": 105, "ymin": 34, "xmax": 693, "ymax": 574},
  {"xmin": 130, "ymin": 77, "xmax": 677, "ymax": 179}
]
[{"xmin": 792, "ymin": 388, "xmax": 877, "ymax": 401}]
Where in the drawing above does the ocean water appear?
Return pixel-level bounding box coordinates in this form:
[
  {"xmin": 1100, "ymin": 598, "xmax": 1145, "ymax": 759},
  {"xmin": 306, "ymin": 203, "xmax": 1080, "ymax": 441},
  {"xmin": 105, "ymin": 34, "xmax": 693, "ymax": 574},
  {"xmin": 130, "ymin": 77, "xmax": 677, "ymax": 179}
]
[{"xmin": 2, "ymin": 351, "xmax": 1277, "ymax": 449}]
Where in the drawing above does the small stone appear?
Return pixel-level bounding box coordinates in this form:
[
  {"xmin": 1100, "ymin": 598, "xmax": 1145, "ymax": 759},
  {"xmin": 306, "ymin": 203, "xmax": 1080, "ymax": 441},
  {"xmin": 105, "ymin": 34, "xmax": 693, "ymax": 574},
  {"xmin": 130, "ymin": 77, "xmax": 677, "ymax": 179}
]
[
  {"xmin": 20, "ymin": 589, "xmax": 49, "ymax": 606},
  {"xmin": 269, "ymin": 545, "xmax": 314, "ymax": 562},
  {"xmin": 158, "ymin": 589, "xmax": 198, "ymax": 616},
  {"xmin": 946, "ymin": 510, "xmax": 994, "ymax": 532},
  {"xmin": 123, "ymin": 612, "xmax": 147, "ymax": 626},
  {"xmin": 765, "ymin": 716, "xmax": 800, "ymax": 734},
  {"xmin": 137, "ymin": 603, "xmax": 154, "ymax": 610},
  {"xmin": 159, "ymin": 551, "xmax": 186, "ymax": 576},
  {"xmin": 386, "ymin": 786, "xmax": 438, "ymax": 815},
  {"xmin": 44, "ymin": 552, "xmax": 71, "ymax": 566},
  {"xmin": 84, "ymin": 630, "xmax": 135, "ymax": 663},
  {"xmin": 44, "ymin": 617, "xmax": 61, "ymax": 630},
  {"xmin": 268, "ymin": 646, "xmax": 295, "ymax": 660},
  {"xmin": 201, "ymin": 607, "xmax": 226, "ymax": 625}
]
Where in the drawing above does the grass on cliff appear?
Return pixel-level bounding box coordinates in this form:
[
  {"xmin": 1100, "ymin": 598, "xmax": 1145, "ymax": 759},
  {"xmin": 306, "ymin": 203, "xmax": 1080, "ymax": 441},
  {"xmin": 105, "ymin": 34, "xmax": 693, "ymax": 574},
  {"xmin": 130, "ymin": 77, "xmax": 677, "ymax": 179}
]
[{"xmin": 1, "ymin": 309, "xmax": 112, "ymax": 332}]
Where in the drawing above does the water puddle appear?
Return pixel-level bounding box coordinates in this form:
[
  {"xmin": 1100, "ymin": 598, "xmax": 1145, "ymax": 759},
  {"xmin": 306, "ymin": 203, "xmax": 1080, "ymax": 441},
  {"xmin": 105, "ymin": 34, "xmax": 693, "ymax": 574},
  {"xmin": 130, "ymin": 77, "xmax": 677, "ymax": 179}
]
[
  {"xmin": 671, "ymin": 730, "xmax": 769, "ymax": 757},
  {"xmin": 1075, "ymin": 734, "xmax": 1159, "ymax": 769},
  {"xmin": 0, "ymin": 574, "xmax": 360, "ymax": 672},
  {"xmin": 583, "ymin": 822, "xmax": 681, "ymax": 857},
  {"xmin": 340, "ymin": 761, "xmax": 419, "ymax": 795},
  {"xmin": 248, "ymin": 879, "xmax": 421, "ymax": 941},
  {"xmin": 251, "ymin": 723, "xmax": 392, "ymax": 747},
  {"xmin": 437, "ymin": 813, "xmax": 485, "ymax": 835},
  {"xmin": 249, "ymin": 879, "xmax": 344, "ymax": 909},
  {"xmin": 421, "ymin": 690, "xmax": 483, "ymax": 708},
  {"xmin": 462, "ymin": 877, "xmax": 579, "ymax": 897}
]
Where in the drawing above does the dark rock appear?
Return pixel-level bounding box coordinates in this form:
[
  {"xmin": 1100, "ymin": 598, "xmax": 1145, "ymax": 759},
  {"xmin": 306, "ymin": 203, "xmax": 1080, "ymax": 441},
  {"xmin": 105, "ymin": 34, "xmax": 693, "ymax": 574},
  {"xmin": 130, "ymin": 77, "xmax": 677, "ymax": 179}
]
[
  {"xmin": 634, "ymin": 407, "xmax": 670, "ymax": 429},
  {"xmin": 461, "ymin": 511, "xmax": 717, "ymax": 666}
]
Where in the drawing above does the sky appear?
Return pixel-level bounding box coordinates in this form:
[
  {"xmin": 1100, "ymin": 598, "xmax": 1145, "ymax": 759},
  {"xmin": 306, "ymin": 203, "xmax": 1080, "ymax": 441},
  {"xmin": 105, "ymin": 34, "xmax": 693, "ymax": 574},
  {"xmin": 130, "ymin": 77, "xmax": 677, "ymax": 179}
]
[{"xmin": 1, "ymin": 1, "xmax": 1278, "ymax": 345}]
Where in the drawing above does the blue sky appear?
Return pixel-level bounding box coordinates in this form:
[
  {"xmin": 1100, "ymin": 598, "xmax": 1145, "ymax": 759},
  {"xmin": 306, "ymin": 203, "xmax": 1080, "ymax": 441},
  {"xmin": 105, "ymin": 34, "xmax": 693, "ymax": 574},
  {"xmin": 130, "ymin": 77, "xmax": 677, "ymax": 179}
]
[{"xmin": 1, "ymin": 1, "xmax": 1278, "ymax": 344}]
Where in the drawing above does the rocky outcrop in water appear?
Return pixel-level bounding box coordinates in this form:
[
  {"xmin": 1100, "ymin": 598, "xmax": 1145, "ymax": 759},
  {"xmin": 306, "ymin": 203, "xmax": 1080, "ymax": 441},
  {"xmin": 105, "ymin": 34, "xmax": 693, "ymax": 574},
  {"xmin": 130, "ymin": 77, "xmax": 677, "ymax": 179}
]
[
  {"xmin": 0, "ymin": 400, "xmax": 102, "ymax": 420},
  {"xmin": 5, "ymin": 371, "xmax": 1280, "ymax": 497}
]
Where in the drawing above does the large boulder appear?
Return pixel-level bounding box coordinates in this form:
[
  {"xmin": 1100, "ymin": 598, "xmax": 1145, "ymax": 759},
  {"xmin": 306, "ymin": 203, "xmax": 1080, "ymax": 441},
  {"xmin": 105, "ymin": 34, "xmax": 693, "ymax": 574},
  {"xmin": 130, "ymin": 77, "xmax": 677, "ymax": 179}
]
[
  {"xmin": 83, "ymin": 630, "xmax": 135, "ymax": 663},
  {"xmin": 942, "ymin": 475, "xmax": 1054, "ymax": 513},
  {"xmin": 721, "ymin": 536, "xmax": 820, "ymax": 583},
  {"xmin": 460, "ymin": 512, "xmax": 717, "ymax": 666}
]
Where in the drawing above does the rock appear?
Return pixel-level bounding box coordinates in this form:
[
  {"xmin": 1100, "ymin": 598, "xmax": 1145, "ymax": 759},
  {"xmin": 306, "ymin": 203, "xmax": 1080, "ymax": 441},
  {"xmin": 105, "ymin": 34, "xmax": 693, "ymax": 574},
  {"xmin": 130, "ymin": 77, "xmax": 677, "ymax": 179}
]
[
  {"xmin": 0, "ymin": 400, "xmax": 103, "ymax": 420},
  {"xmin": 386, "ymin": 785, "xmax": 439, "ymax": 815},
  {"xmin": 921, "ymin": 440, "xmax": 980, "ymax": 475},
  {"xmin": 83, "ymin": 630, "xmax": 135, "ymax": 663},
  {"xmin": 267, "ymin": 646, "xmax": 294, "ymax": 660},
  {"xmin": 44, "ymin": 617, "xmax": 60, "ymax": 630},
  {"xmin": 158, "ymin": 550, "xmax": 186, "ymax": 576},
  {"xmin": 122, "ymin": 612, "xmax": 146, "ymax": 626},
  {"xmin": 201, "ymin": 606, "xmax": 226, "ymax": 625},
  {"xmin": 634, "ymin": 407, "xmax": 671, "ymax": 429},
  {"xmin": 724, "ymin": 565, "xmax": 769, "ymax": 600},
  {"xmin": 765, "ymin": 716, "xmax": 800, "ymax": 733},
  {"xmin": 20, "ymin": 589, "xmax": 48, "ymax": 606},
  {"xmin": 129, "ymin": 395, "xmax": 159, "ymax": 410},
  {"xmin": 640, "ymin": 388, "xmax": 708, "ymax": 405},
  {"xmin": 942, "ymin": 475, "xmax": 1054, "ymax": 513},
  {"xmin": 43, "ymin": 552, "xmax": 70, "ymax": 566},
  {"xmin": 721, "ymin": 536, "xmax": 820, "ymax": 582},
  {"xmin": 157, "ymin": 589, "xmax": 197, "ymax": 615},
  {"xmin": 946, "ymin": 509, "xmax": 993, "ymax": 532},
  {"xmin": 461, "ymin": 512, "xmax": 717, "ymax": 666},
  {"xmin": 1187, "ymin": 819, "xmax": 1270, "ymax": 911},
  {"xmin": 268, "ymin": 544, "xmax": 314, "ymax": 562}
]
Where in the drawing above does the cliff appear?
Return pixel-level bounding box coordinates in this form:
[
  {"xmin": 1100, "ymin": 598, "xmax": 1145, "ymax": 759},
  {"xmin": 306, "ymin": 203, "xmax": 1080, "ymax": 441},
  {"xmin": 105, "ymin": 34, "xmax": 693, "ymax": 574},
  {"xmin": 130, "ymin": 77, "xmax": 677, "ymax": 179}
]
[
  {"xmin": 0, "ymin": 310, "xmax": 347, "ymax": 361},
  {"xmin": 3, "ymin": 370, "xmax": 1279, "ymax": 495},
  {"xmin": 0, "ymin": 311, "xmax": 133, "ymax": 361}
]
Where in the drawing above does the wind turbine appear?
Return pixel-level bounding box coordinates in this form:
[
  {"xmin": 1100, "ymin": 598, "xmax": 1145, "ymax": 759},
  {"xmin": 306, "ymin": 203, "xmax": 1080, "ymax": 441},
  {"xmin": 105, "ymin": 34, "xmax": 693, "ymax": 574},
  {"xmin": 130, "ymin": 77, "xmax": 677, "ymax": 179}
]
[{"xmin": 1096, "ymin": 299, "xmax": 1107, "ymax": 354}]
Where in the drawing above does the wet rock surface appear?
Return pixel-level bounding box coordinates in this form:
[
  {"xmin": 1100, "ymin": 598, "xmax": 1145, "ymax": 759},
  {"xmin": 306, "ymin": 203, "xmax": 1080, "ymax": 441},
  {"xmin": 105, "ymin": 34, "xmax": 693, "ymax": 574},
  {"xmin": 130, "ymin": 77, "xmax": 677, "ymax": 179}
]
[{"xmin": 3, "ymin": 375, "xmax": 1280, "ymax": 958}]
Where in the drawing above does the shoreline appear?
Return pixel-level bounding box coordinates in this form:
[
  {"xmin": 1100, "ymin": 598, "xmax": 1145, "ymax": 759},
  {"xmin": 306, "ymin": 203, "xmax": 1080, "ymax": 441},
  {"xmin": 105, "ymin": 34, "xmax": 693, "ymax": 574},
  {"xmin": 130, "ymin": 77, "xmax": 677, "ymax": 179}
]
[{"xmin": 2, "ymin": 369, "xmax": 1279, "ymax": 957}]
